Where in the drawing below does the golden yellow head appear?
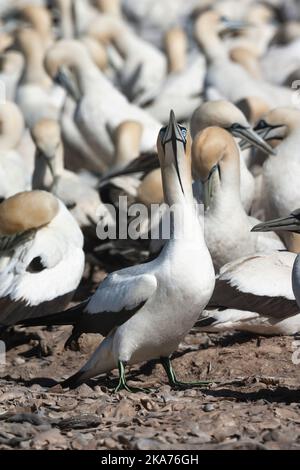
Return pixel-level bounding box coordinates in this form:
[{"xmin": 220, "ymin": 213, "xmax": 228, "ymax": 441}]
[
  {"xmin": 31, "ymin": 119, "xmax": 61, "ymax": 157},
  {"xmin": 192, "ymin": 126, "xmax": 238, "ymax": 181},
  {"xmin": 0, "ymin": 191, "xmax": 59, "ymax": 235}
]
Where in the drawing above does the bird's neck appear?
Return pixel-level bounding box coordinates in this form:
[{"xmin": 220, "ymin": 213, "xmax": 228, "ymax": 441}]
[
  {"xmin": 75, "ymin": 55, "xmax": 114, "ymax": 95},
  {"xmin": 0, "ymin": 117, "xmax": 23, "ymax": 151},
  {"xmin": 198, "ymin": 27, "xmax": 227, "ymax": 63},
  {"xmin": 32, "ymin": 145, "xmax": 64, "ymax": 189},
  {"xmin": 21, "ymin": 42, "xmax": 51, "ymax": 88},
  {"xmin": 209, "ymin": 159, "xmax": 243, "ymax": 214}
]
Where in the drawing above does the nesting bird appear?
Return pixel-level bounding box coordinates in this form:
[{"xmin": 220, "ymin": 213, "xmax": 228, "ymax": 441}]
[{"xmin": 0, "ymin": 191, "xmax": 84, "ymax": 329}]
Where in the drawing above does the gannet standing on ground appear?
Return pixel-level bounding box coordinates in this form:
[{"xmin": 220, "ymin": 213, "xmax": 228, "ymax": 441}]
[
  {"xmin": 0, "ymin": 191, "xmax": 84, "ymax": 328},
  {"xmin": 192, "ymin": 127, "xmax": 285, "ymax": 271},
  {"xmin": 21, "ymin": 112, "xmax": 215, "ymax": 392}
]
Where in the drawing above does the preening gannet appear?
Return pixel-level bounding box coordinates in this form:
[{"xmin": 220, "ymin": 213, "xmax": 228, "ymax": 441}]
[
  {"xmin": 21, "ymin": 112, "xmax": 215, "ymax": 392},
  {"xmin": 192, "ymin": 127, "xmax": 285, "ymax": 271},
  {"xmin": 0, "ymin": 191, "xmax": 84, "ymax": 328}
]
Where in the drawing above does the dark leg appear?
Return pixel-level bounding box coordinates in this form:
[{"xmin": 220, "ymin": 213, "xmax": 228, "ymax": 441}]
[
  {"xmin": 161, "ymin": 356, "xmax": 212, "ymax": 389},
  {"xmin": 114, "ymin": 360, "xmax": 151, "ymax": 393}
]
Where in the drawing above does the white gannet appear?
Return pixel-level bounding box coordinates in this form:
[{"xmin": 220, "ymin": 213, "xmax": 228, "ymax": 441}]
[
  {"xmin": 88, "ymin": 13, "xmax": 167, "ymax": 103},
  {"xmin": 141, "ymin": 27, "xmax": 206, "ymax": 123},
  {"xmin": 0, "ymin": 50, "xmax": 24, "ymax": 102},
  {"xmin": 19, "ymin": 3, "xmax": 53, "ymax": 48},
  {"xmin": 95, "ymin": 0, "xmax": 121, "ymax": 17},
  {"xmin": 0, "ymin": 102, "xmax": 28, "ymax": 200},
  {"xmin": 31, "ymin": 118, "xmax": 107, "ymax": 228},
  {"xmin": 54, "ymin": 0, "xmax": 75, "ymax": 39},
  {"xmin": 192, "ymin": 127, "xmax": 285, "ymax": 271},
  {"xmin": 190, "ymin": 100, "xmax": 274, "ymax": 213},
  {"xmin": 230, "ymin": 46, "xmax": 262, "ymax": 80},
  {"xmin": 195, "ymin": 11, "xmax": 296, "ymax": 108},
  {"xmin": 21, "ymin": 112, "xmax": 215, "ymax": 392},
  {"xmin": 261, "ymin": 37, "xmax": 300, "ymax": 86},
  {"xmin": 15, "ymin": 28, "xmax": 65, "ymax": 128},
  {"xmin": 253, "ymin": 209, "xmax": 300, "ymax": 308},
  {"xmin": 0, "ymin": 190, "xmax": 84, "ymax": 328},
  {"xmin": 196, "ymin": 251, "xmax": 300, "ymax": 336},
  {"xmin": 254, "ymin": 107, "xmax": 300, "ymax": 252},
  {"xmin": 45, "ymin": 39, "xmax": 161, "ymax": 167}
]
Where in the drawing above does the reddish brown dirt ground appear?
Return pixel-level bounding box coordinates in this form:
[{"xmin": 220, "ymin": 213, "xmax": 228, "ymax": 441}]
[{"xmin": 1, "ymin": 266, "xmax": 300, "ymax": 450}]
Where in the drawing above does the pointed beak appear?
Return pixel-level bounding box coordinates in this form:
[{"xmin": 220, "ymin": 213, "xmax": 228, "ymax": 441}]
[
  {"xmin": 221, "ymin": 19, "xmax": 250, "ymax": 33},
  {"xmin": 54, "ymin": 66, "xmax": 80, "ymax": 101},
  {"xmin": 162, "ymin": 110, "xmax": 181, "ymax": 147},
  {"xmin": 252, "ymin": 211, "xmax": 300, "ymax": 234},
  {"xmin": 160, "ymin": 110, "xmax": 187, "ymax": 195},
  {"xmin": 253, "ymin": 122, "xmax": 286, "ymax": 142},
  {"xmin": 37, "ymin": 149, "xmax": 57, "ymax": 187},
  {"xmin": 203, "ymin": 164, "xmax": 219, "ymax": 210},
  {"xmin": 234, "ymin": 127, "xmax": 276, "ymax": 155}
]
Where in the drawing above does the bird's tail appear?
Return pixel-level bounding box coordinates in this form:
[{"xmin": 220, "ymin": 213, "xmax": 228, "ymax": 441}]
[
  {"xmin": 17, "ymin": 301, "xmax": 88, "ymax": 327},
  {"xmin": 62, "ymin": 334, "xmax": 116, "ymax": 388}
]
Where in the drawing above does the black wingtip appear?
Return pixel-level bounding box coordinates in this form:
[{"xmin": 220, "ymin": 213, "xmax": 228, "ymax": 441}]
[{"xmin": 61, "ymin": 370, "xmax": 87, "ymax": 389}]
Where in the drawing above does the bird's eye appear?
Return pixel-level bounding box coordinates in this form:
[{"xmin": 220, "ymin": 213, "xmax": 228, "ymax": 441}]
[
  {"xmin": 159, "ymin": 126, "xmax": 167, "ymax": 137},
  {"xmin": 179, "ymin": 126, "xmax": 187, "ymax": 139}
]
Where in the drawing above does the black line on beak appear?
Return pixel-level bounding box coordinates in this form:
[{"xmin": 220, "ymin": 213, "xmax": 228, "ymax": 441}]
[{"xmin": 162, "ymin": 110, "xmax": 187, "ymax": 195}]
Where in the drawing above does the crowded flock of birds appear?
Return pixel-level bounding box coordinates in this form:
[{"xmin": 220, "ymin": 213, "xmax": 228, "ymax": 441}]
[{"xmin": 0, "ymin": 0, "xmax": 300, "ymax": 392}]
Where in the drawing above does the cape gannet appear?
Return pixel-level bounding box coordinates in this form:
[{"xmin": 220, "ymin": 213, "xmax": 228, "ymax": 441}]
[
  {"xmin": 196, "ymin": 251, "xmax": 300, "ymax": 336},
  {"xmin": 254, "ymin": 107, "xmax": 300, "ymax": 252},
  {"xmin": 192, "ymin": 127, "xmax": 285, "ymax": 271},
  {"xmin": 141, "ymin": 27, "xmax": 205, "ymax": 122},
  {"xmin": 195, "ymin": 11, "xmax": 296, "ymax": 108},
  {"xmin": 31, "ymin": 118, "xmax": 109, "ymax": 229},
  {"xmin": 0, "ymin": 190, "xmax": 84, "ymax": 328},
  {"xmin": 0, "ymin": 102, "xmax": 28, "ymax": 200},
  {"xmin": 20, "ymin": 112, "xmax": 215, "ymax": 392},
  {"xmin": 15, "ymin": 28, "xmax": 65, "ymax": 128},
  {"xmin": 190, "ymin": 100, "xmax": 274, "ymax": 213},
  {"xmin": 252, "ymin": 209, "xmax": 300, "ymax": 308},
  {"xmin": 44, "ymin": 39, "xmax": 161, "ymax": 167},
  {"xmin": 88, "ymin": 13, "xmax": 167, "ymax": 103}
]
